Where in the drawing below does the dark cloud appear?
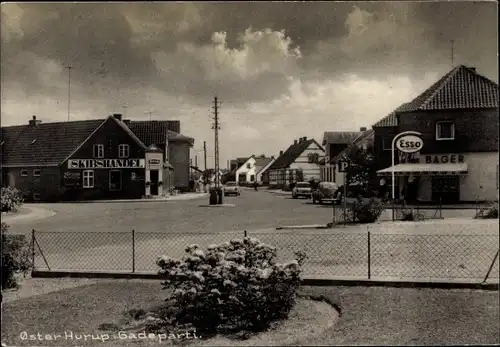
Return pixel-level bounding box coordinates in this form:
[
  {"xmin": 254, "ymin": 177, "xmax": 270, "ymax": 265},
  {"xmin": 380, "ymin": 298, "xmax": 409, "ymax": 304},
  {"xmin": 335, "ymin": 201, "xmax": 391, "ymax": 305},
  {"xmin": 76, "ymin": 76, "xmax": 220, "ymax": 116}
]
[{"xmin": 1, "ymin": 2, "xmax": 497, "ymax": 107}]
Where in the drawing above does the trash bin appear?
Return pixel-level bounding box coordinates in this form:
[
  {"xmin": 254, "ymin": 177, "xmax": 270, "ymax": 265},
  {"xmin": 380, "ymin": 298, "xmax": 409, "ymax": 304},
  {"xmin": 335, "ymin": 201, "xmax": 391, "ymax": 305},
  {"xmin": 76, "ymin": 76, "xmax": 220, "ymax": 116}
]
[{"xmin": 209, "ymin": 188, "xmax": 218, "ymax": 205}]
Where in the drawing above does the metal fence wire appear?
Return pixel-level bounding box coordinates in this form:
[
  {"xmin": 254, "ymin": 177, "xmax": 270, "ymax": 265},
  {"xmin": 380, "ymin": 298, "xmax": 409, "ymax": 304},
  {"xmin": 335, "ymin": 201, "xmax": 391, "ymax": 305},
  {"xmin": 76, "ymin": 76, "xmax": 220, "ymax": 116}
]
[{"xmin": 31, "ymin": 228, "xmax": 500, "ymax": 283}]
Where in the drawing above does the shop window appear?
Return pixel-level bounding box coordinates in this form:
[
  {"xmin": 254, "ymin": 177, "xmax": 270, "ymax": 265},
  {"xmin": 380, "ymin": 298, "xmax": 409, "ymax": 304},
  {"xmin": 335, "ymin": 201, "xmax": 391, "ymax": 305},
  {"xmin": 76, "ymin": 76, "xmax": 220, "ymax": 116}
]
[
  {"xmin": 33, "ymin": 169, "xmax": 41, "ymax": 177},
  {"xmin": 118, "ymin": 144, "xmax": 130, "ymax": 158},
  {"xmin": 436, "ymin": 121, "xmax": 455, "ymax": 141},
  {"xmin": 83, "ymin": 170, "xmax": 94, "ymax": 188},
  {"xmin": 21, "ymin": 169, "xmax": 28, "ymax": 177},
  {"xmin": 93, "ymin": 144, "xmax": 104, "ymax": 158}
]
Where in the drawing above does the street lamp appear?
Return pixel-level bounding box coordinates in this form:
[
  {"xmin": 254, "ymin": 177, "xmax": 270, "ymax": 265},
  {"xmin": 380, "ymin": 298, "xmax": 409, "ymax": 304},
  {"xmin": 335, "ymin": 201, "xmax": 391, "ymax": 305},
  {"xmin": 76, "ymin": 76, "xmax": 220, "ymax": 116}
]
[{"xmin": 391, "ymin": 131, "xmax": 422, "ymax": 220}]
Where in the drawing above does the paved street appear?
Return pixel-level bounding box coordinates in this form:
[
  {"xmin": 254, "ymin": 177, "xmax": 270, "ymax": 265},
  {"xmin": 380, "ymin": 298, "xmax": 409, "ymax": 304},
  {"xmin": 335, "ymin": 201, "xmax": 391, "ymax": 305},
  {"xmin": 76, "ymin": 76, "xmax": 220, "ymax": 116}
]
[{"xmin": 5, "ymin": 189, "xmax": 498, "ymax": 282}]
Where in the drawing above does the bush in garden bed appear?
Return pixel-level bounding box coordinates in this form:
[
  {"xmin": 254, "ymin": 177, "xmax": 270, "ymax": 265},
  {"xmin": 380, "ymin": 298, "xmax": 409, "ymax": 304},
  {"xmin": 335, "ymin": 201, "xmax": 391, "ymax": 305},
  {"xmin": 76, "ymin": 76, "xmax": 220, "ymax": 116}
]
[
  {"xmin": 349, "ymin": 195, "xmax": 385, "ymax": 223},
  {"xmin": 152, "ymin": 238, "xmax": 307, "ymax": 338},
  {"xmin": 1, "ymin": 187, "xmax": 24, "ymax": 213},
  {"xmin": 1, "ymin": 223, "xmax": 32, "ymax": 289}
]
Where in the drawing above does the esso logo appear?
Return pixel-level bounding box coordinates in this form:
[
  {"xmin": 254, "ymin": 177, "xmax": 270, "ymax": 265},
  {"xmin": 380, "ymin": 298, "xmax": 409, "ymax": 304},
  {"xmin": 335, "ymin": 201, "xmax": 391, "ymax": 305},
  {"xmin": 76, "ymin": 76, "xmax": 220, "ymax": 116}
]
[{"xmin": 396, "ymin": 135, "xmax": 424, "ymax": 154}]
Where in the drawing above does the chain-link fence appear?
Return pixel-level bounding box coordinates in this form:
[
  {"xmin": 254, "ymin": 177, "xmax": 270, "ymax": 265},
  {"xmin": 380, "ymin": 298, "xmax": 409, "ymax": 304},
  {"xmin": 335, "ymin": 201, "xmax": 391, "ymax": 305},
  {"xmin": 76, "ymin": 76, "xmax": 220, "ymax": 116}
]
[{"xmin": 31, "ymin": 227, "xmax": 499, "ymax": 283}]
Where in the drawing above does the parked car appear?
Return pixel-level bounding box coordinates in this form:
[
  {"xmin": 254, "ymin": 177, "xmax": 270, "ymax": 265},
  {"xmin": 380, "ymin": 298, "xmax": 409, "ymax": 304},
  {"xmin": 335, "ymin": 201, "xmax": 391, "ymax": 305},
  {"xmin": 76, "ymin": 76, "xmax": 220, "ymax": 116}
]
[
  {"xmin": 292, "ymin": 182, "xmax": 312, "ymax": 199},
  {"xmin": 312, "ymin": 181, "xmax": 343, "ymax": 204},
  {"xmin": 224, "ymin": 181, "xmax": 240, "ymax": 196}
]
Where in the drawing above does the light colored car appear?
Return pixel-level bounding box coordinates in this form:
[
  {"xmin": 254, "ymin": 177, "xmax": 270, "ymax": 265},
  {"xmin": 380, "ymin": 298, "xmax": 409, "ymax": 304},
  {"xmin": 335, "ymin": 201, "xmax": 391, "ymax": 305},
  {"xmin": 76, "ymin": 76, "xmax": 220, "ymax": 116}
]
[
  {"xmin": 224, "ymin": 181, "xmax": 240, "ymax": 196},
  {"xmin": 292, "ymin": 182, "xmax": 312, "ymax": 199}
]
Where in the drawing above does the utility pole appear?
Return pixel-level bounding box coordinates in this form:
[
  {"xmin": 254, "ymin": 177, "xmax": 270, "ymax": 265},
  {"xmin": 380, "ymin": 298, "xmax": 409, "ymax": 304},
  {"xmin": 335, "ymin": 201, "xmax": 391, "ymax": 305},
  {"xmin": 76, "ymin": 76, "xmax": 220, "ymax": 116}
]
[
  {"xmin": 66, "ymin": 66, "xmax": 72, "ymax": 121},
  {"xmin": 203, "ymin": 141, "xmax": 207, "ymax": 172},
  {"xmin": 211, "ymin": 97, "xmax": 221, "ymax": 188}
]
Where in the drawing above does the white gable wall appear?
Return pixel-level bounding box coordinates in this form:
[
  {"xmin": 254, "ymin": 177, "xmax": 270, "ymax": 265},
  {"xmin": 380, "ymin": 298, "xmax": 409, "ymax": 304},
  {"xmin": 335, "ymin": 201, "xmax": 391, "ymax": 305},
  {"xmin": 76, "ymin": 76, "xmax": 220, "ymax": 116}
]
[
  {"xmin": 235, "ymin": 157, "xmax": 257, "ymax": 183},
  {"xmin": 289, "ymin": 141, "xmax": 325, "ymax": 181}
]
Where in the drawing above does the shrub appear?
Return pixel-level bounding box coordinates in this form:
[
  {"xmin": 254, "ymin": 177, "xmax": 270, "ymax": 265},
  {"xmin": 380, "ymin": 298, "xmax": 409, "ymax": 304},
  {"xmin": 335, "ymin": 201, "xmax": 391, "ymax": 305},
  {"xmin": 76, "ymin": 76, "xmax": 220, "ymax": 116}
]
[
  {"xmin": 1, "ymin": 187, "xmax": 24, "ymax": 213},
  {"xmin": 1, "ymin": 223, "xmax": 32, "ymax": 289},
  {"xmin": 475, "ymin": 201, "xmax": 499, "ymax": 219},
  {"xmin": 153, "ymin": 238, "xmax": 305, "ymax": 337},
  {"xmin": 350, "ymin": 196, "xmax": 385, "ymax": 223}
]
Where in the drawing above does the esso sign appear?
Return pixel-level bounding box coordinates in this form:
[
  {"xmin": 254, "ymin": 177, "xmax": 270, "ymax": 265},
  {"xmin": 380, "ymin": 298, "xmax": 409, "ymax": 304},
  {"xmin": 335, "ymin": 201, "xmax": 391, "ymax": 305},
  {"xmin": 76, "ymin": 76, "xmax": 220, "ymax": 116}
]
[{"xmin": 396, "ymin": 135, "xmax": 423, "ymax": 154}]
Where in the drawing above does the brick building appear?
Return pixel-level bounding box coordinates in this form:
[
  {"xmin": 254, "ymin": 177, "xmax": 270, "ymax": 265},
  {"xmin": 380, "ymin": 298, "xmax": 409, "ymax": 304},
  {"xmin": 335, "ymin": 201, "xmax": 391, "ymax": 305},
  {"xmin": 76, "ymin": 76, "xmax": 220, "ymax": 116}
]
[
  {"xmin": 375, "ymin": 65, "xmax": 499, "ymax": 203},
  {"xmin": 1, "ymin": 114, "xmax": 194, "ymax": 201}
]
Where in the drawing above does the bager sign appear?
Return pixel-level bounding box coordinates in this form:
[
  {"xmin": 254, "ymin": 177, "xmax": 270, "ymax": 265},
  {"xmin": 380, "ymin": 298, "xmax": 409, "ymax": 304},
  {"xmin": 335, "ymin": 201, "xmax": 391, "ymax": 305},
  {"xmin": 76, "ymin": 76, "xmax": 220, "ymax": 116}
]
[
  {"xmin": 396, "ymin": 135, "xmax": 423, "ymax": 154},
  {"xmin": 68, "ymin": 159, "xmax": 146, "ymax": 169}
]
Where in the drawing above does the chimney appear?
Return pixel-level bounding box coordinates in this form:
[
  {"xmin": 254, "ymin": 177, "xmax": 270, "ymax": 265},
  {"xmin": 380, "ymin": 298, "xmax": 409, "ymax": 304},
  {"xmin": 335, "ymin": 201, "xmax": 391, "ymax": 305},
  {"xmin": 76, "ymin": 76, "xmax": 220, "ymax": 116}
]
[
  {"xmin": 113, "ymin": 113, "xmax": 123, "ymax": 121},
  {"xmin": 279, "ymin": 150, "xmax": 284, "ymax": 156},
  {"xmin": 29, "ymin": 115, "xmax": 42, "ymax": 127},
  {"xmin": 123, "ymin": 119, "xmax": 131, "ymax": 126},
  {"xmin": 360, "ymin": 127, "xmax": 367, "ymax": 132},
  {"xmin": 302, "ymin": 136, "xmax": 307, "ymax": 142},
  {"xmin": 294, "ymin": 140, "xmax": 298, "ymax": 145},
  {"xmin": 468, "ymin": 66, "xmax": 476, "ymax": 72}
]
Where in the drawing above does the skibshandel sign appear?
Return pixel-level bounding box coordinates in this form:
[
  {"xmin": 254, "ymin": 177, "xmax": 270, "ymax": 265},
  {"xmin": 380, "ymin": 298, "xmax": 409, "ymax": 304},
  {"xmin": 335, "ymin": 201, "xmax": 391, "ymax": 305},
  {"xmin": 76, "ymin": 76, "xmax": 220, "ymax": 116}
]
[{"xmin": 396, "ymin": 135, "xmax": 424, "ymax": 154}]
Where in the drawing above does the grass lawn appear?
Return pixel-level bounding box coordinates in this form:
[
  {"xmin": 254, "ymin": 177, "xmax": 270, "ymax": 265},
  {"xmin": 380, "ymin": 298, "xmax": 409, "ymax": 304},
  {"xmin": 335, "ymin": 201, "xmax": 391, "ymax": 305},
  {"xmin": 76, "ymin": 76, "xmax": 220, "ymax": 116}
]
[{"xmin": 2, "ymin": 280, "xmax": 499, "ymax": 346}]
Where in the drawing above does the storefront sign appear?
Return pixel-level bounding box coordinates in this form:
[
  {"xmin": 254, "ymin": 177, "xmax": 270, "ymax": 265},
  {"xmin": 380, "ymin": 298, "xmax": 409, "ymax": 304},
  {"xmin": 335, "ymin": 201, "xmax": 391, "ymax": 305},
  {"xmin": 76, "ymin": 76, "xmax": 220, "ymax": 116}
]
[
  {"xmin": 396, "ymin": 135, "xmax": 423, "ymax": 154},
  {"xmin": 149, "ymin": 159, "xmax": 160, "ymax": 165},
  {"xmin": 425, "ymin": 154, "xmax": 464, "ymax": 164},
  {"xmin": 68, "ymin": 159, "xmax": 145, "ymax": 169}
]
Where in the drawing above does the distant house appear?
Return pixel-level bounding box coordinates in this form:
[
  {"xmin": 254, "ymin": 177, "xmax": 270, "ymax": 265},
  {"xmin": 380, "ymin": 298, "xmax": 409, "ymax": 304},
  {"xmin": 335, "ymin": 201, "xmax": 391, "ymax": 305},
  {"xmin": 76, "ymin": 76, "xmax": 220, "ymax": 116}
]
[
  {"xmin": 235, "ymin": 156, "xmax": 256, "ymax": 183},
  {"xmin": 320, "ymin": 130, "xmax": 364, "ymax": 183},
  {"xmin": 255, "ymin": 156, "xmax": 276, "ymax": 184},
  {"xmin": 197, "ymin": 168, "xmax": 224, "ymax": 185},
  {"xmin": 268, "ymin": 137, "xmax": 325, "ymax": 187}
]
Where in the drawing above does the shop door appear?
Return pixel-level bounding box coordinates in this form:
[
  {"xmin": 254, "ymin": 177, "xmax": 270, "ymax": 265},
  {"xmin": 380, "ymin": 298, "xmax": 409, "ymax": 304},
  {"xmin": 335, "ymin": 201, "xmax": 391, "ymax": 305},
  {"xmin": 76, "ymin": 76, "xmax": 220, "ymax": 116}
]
[
  {"xmin": 150, "ymin": 170, "xmax": 159, "ymax": 196},
  {"xmin": 109, "ymin": 170, "xmax": 122, "ymax": 191},
  {"xmin": 432, "ymin": 176, "xmax": 459, "ymax": 204}
]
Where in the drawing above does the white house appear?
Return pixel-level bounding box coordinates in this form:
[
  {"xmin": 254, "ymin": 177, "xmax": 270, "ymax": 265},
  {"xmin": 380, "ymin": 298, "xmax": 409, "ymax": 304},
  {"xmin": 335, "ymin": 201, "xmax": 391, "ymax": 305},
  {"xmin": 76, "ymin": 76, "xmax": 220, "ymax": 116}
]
[
  {"xmin": 268, "ymin": 137, "xmax": 325, "ymax": 187},
  {"xmin": 234, "ymin": 156, "xmax": 256, "ymax": 183}
]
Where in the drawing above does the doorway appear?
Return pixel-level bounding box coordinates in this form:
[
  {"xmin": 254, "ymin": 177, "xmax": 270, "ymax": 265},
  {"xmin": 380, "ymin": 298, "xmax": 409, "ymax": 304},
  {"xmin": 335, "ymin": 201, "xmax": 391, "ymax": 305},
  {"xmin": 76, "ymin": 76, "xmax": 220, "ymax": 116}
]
[
  {"xmin": 109, "ymin": 170, "xmax": 122, "ymax": 191},
  {"xmin": 432, "ymin": 176, "xmax": 459, "ymax": 204},
  {"xmin": 150, "ymin": 170, "xmax": 159, "ymax": 196}
]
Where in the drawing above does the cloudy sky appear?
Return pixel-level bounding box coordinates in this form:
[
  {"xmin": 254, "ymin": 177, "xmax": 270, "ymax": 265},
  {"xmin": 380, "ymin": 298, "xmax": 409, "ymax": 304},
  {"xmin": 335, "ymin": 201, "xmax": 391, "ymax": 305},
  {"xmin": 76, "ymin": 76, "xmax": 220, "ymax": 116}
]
[{"xmin": 1, "ymin": 2, "xmax": 497, "ymax": 167}]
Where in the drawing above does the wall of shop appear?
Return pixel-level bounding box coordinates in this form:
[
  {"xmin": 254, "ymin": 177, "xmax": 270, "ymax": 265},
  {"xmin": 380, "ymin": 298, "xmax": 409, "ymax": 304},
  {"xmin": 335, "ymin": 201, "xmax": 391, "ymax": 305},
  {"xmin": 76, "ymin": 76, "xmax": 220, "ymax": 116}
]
[
  {"xmin": 459, "ymin": 152, "xmax": 499, "ymax": 202},
  {"xmin": 169, "ymin": 141, "xmax": 190, "ymax": 189}
]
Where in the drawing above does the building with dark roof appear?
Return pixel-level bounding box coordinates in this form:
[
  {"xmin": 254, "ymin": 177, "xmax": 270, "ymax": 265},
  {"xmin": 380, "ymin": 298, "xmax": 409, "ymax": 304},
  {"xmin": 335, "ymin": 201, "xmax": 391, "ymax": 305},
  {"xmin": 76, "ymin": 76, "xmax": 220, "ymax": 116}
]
[
  {"xmin": 374, "ymin": 65, "xmax": 498, "ymax": 203},
  {"xmin": 1, "ymin": 114, "xmax": 194, "ymax": 201},
  {"xmin": 268, "ymin": 137, "xmax": 324, "ymax": 187}
]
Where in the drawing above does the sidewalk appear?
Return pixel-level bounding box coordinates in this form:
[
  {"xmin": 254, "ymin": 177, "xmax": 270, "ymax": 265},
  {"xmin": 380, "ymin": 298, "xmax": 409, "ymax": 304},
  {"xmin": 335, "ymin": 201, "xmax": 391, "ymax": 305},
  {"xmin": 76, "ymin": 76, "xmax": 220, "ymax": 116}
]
[
  {"xmin": 69, "ymin": 193, "xmax": 209, "ymax": 204},
  {"xmin": 1, "ymin": 206, "xmax": 56, "ymax": 224}
]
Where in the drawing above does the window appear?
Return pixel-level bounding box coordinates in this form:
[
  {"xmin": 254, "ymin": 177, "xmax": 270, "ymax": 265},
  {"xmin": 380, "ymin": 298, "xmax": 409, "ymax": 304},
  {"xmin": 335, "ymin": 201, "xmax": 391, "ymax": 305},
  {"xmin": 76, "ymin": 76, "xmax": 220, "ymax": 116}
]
[
  {"xmin": 250, "ymin": 175, "xmax": 255, "ymax": 182},
  {"xmin": 308, "ymin": 153, "xmax": 319, "ymax": 164},
  {"xmin": 109, "ymin": 170, "xmax": 122, "ymax": 191},
  {"xmin": 83, "ymin": 170, "xmax": 94, "ymax": 188},
  {"xmin": 33, "ymin": 169, "xmax": 41, "ymax": 177},
  {"xmin": 31, "ymin": 139, "xmax": 37, "ymax": 145},
  {"xmin": 21, "ymin": 169, "xmax": 28, "ymax": 177},
  {"xmin": 436, "ymin": 121, "xmax": 455, "ymax": 140},
  {"xmin": 382, "ymin": 137, "xmax": 393, "ymax": 151},
  {"xmin": 118, "ymin": 144, "xmax": 130, "ymax": 158},
  {"xmin": 247, "ymin": 163, "xmax": 251, "ymax": 169},
  {"xmin": 33, "ymin": 193, "xmax": 40, "ymax": 201},
  {"xmin": 93, "ymin": 144, "xmax": 104, "ymax": 158}
]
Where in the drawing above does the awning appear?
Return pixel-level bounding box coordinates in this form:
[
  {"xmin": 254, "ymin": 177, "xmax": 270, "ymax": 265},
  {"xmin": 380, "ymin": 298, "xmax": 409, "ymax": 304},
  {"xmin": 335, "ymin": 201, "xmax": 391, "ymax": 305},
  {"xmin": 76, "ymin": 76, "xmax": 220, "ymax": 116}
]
[{"xmin": 377, "ymin": 163, "xmax": 468, "ymax": 176}]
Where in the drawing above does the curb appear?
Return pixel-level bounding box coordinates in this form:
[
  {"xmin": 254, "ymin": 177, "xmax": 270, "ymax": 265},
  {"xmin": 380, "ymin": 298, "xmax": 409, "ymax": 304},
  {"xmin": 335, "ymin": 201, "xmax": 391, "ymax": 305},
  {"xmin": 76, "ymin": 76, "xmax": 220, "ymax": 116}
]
[
  {"xmin": 1, "ymin": 206, "xmax": 56, "ymax": 224},
  {"xmin": 276, "ymin": 224, "xmax": 329, "ymax": 230},
  {"xmin": 198, "ymin": 204, "xmax": 236, "ymax": 208}
]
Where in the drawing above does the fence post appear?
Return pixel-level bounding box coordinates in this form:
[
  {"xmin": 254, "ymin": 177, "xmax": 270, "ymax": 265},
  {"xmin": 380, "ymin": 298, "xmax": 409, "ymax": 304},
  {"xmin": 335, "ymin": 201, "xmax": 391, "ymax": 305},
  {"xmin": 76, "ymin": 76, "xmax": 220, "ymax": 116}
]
[
  {"xmin": 31, "ymin": 229, "xmax": 35, "ymax": 273},
  {"xmin": 367, "ymin": 227, "xmax": 371, "ymax": 279},
  {"xmin": 244, "ymin": 230, "xmax": 247, "ymax": 237},
  {"xmin": 132, "ymin": 229, "xmax": 135, "ymax": 273},
  {"xmin": 482, "ymin": 250, "xmax": 499, "ymax": 284}
]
